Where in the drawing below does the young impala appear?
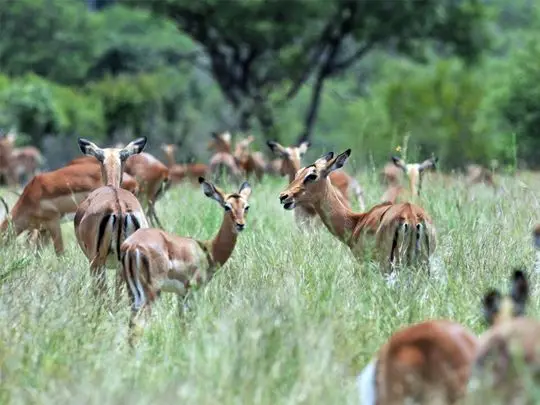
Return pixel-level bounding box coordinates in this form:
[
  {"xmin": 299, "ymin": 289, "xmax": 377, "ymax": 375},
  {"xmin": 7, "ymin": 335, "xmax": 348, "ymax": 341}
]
[
  {"xmin": 357, "ymin": 319, "xmax": 478, "ymax": 405},
  {"xmin": 381, "ymin": 156, "xmax": 438, "ymax": 204},
  {"xmin": 279, "ymin": 150, "xmax": 436, "ymax": 273},
  {"xmin": 74, "ymin": 137, "xmax": 149, "ymax": 296},
  {"xmin": 120, "ymin": 177, "xmax": 252, "ymax": 343},
  {"xmin": 467, "ymin": 269, "xmax": 540, "ymax": 404},
  {"xmin": 267, "ymin": 140, "xmax": 365, "ymax": 220}
]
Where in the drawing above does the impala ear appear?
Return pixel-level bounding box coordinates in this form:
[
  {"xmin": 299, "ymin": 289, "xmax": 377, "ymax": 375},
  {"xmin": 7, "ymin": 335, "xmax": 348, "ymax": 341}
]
[
  {"xmin": 322, "ymin": 149, "xmax": 351, "ymax": 177},
  {"xmin": 419, "ymin": 156, "xmax": 438, "ymax": 172},
  {"xmin": 267, "ymin": 140, "xmax": 288, "ymax": 157},
  {"xmin": 510, "ymin": 268, "xmax": 528, "ymax": 316},
  {"xmin": 314, "ymin": 151, "xmax": 334, "ymax": 168},
  {"xmin": 121, "ymin": 137, "xmax": 147, "ymax": 160},
  {"xmin": 199, "ymin": 177, "xmax": 226, "ymax": 205},
  {"xmin": 239, "ymin": 181, "xmax": 252, "ymax": 199},
  {"xmin": 297, "ymin": 141, "xmax": 310, "ymax": 156},
  {"xmin": 78, "ymin": 138, "xmax": 104, "ymax": 161},
  {"xmin": 482, "ymin": 289, "xmax": 501, "ymax": 326},
  {"xmin": 392, "ymin": 156, "xmax": 406, "ymax": 171}
]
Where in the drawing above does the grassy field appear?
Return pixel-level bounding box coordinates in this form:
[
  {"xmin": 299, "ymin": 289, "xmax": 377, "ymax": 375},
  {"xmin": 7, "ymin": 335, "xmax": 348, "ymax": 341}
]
[{"xmin": 1, "ymin": 168, "xmax": 539, "ymax": 405}]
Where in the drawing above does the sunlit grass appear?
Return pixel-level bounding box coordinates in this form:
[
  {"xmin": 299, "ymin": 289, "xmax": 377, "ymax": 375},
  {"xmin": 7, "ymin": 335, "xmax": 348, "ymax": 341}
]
[{"xmin": 1, "ymin": 169, "xmax": 539, "ymax": 404}]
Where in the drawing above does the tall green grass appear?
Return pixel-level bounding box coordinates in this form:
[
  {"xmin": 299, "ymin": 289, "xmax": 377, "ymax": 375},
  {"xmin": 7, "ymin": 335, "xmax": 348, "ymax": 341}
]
[{"xmin": 0, "ymin": 170, "xmax": 539, "ymax": 404}]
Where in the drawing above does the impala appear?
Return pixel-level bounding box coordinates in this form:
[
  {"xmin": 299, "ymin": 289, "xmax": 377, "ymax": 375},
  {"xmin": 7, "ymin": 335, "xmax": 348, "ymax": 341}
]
[
  {"xmin": 0, "ymin": 129, "xmax": 16, "ymax": 186},
  {"xmin": 465, "ymin": 164, "xmax": 497, "ymax": 190},
  {"xmin": 467, "ymin": 269, "xmax": 540, "ymax": 404},
  {"xmin": 160, "ymin": 143, "xmax": 208, "ymax": 186},
  {"xmin": 381, "ymin": 156, "xmax": 438, "ymax": 204},
  {"xmin": 357, "ymin": 319, "xmax": 478, "ymax": 405},
  {"xmin": 278, "ymin": 149, "xmax": 436, "ymax": 273},
  {"xmin": 267, "ymin": 139, "xmax": 365, "ymax": 216},
  {"xmin": 120, "ymin": 177, "xmax": 251, "ymax": 343},
  {"xmin": 208, "ymin": 131, "xmax": 242, "ymax": 182},
  {"xmin": 123, "ymin": 151, "xmax": 169, "ymax": 228},
  {"xmin": 0, "ymin": 161, "xmax": 138, "ymax": 254},
  {"xmin": 234, "ymin": 135, "xmax": 267, "ymax": 181},
  {"xmin": 74, "ymin": 137, "xmax": 149, "ymax": 296}
]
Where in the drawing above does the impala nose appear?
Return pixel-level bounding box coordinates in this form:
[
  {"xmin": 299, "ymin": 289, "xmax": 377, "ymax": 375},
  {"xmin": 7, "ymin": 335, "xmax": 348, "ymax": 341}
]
[
  {"xmin": 236, "ymin": 223, "xmax": 245, "ymax": 232},
  {"xmin": 279, "ymin": 193, "xmax": 288, "ymax": 204}
]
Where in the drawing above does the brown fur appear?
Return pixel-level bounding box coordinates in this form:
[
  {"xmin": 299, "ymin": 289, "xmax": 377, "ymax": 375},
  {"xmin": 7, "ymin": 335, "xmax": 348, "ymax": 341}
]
[
  {"xmin": 120, "ymin": 178, "xmax": 251, "ymax": 345},
  {"xmin": 0, "ymin": 163, "xmax": 136, "ymax": 254},
  {"xmin": 11, "ymin": 146, "xmax": 43, "ymax": 183},
  {"xmin": 267, "ymin": 140, "xmax": 365, "ymax": 228},
  {"xmin": 161, "ymin": 144, "xmax": 209, "ymax": 185},
  {"xmin": 369, "ymin": 320, "xmax": 478, "ymax": 405},
  {"xmin": 465, "ymin": 164, "xmax": 497, "ymax": 189},
  {"xmin": 0, "ymin": 130, "xmax": 17, "ymax": 186},
  {"xmin": 123, "ymin": 152, "xmax": 169, "ymax": 228},
  {"xmin": 73, "ymin": 138, "xmax": 149, "ymax": 296},
  {"xmin": 208, "ymin": 132, "xmax": 242, "ymax": 181},
  {"xmin": 234, "ymin": 136, "xmax": 267, "ymax": 181},
  {"xmin": 279, "ymin": 150, "xmax": 436, "ymax": 273}
]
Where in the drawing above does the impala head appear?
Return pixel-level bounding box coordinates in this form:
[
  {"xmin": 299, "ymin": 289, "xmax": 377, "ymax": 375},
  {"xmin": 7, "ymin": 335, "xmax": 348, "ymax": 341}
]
[
  {"xmin": 391, "ymin": 155, "xmax": 438, "ymax": 197},
  {"xmin": 78, "ymin": 137, "xmax": 147, "ymax": 187},
  {"xmin": 208, "ymin": 131, "xmax": 232, "ymax": 153},
  {"xmin": 483, "ymin": 269, "xmax": 529, "ymax": 327},
  {"xmin": 267, "ymin": 140, "xmax": 310, "ymax": 178},
  {"xmin": 279, "ymin": 149, "xmax": 350, "ymax": 210},
  {"xmin": 199, "ymin": 177, "xmax": 251, "ymax": 233}
]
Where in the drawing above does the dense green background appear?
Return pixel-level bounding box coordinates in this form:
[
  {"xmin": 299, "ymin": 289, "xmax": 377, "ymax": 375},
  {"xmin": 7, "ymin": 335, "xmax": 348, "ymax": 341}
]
[{"xmin": 1, "ymin": 0, "xmax": 539, "ymax": 170}]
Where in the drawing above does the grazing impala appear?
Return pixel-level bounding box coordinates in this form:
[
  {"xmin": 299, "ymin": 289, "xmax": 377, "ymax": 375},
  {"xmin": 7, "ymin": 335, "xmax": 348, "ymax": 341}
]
[
  {"xmin": 0, "ymin": 161, "xmax": 138, "ymax": 254},
  {"xmin": 120, "ymin": 177, "xmax": 251, "ymax": 343},
  {"xmin": 381, "ymin": 156, "xmax": 438, "ymax": 204},
  {"xmin": 208, "ymin": 131, "xmax": 242, "ymax": 182},
  {"xmin": 160, "ymin": 143, "xmax": 208, "ymax": 186},
  {"xmin": 279, "ymin": 150, "xmax": 436, "ymax": 273},
  {"xmin": 267, "ymin": 139, "xmax": 365, "ymax": 214},
  {"xmin": 467, "ymin": 269, "xmax": 540, "ymax": 404},
  {"xmin": 74, "ymin": 137, "xmax": 149, "ymax": 296},
  {"xmin": 357, "ymin": 319, "xmax": 478, "ymax": 405}
]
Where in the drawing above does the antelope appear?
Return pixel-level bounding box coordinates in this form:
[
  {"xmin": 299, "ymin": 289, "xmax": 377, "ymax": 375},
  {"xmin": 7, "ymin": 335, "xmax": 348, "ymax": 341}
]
[
  {"xmin": 11, "ymin": 145, "xmax": 44, "ymax": 184},
  {"xmin": 160, "ymin": 143, "xmax": 208, "ymax": 186},
  {"xmin": 465, "ymin": 164, "xmax": 497, "ymax": 190},
  {"xmin": 74, "ymin": 137, "xmax": 149, "ymax": 296},
  {"xmin": 120, "ymin": 177, "xmax": 251, "ymax": 343},
  {"xmin": 208, "ymin": 131, "xmax": 242, "ymax": 182},
  {"xmin": 381, "ymin": 156, "xmax": 438, "ymax": 204},
  {"xmin": 278, "ymin": 149, "xmax": 436, "ymax": 273},
  {"xmin": 0, "ymin": 162, "xmax": 138, "ymax": 254},
  {"xmin": 123, "ymin": 151, "xmax": 169, "ymax": 228},
  {"xmin": 467, "ymin": 269, "xmax": 540, "ymax": 404},
  {"xmin": 357, "ymin": 319, "xmax": 478, "ymax": 405},
  {"xmin": 0, "ymin": 129, "xmax": 17, "ymax": 186},
  {"xmin": 234, "ymin": 135, "xmax": 267, "ymax": 181}
]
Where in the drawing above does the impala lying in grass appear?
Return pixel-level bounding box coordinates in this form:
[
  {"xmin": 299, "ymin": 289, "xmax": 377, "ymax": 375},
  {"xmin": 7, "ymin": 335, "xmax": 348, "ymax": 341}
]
[{"xmin": 279, "ymin": 149, "xmax": 436, "ymax": 273}]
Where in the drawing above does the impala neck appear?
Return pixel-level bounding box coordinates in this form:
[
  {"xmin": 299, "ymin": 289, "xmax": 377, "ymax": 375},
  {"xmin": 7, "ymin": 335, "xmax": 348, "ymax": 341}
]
[
  {"xmin": 164, "ymin": 151, "xmax": 175, "ymax": 168},
  {"xmin": 283, "ymin": 160, "xmax": 301, "ymax": 183},
  {"xmin": 310, "ymin": 177, "xmax": 360, "ymax": 246},
  {"xmin": 102, "ymin": 160, "xmax": 123, "ymax": 188},
  {"xmin": 210, "ymin": 213, "xmax": 238, "ymax": 266}
]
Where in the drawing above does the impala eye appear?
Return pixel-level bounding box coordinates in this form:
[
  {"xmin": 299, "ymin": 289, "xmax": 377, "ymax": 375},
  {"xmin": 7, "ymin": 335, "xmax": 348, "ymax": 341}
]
[
  {"xmin": 244, "ymin": 205, "xmax": 250, "ymax": 212},
  {"xmin": 224, "ymin": 204, "xmax": 232, "ymax": 212},
  {"xmin": 304, "ymin": 173, "xmax": 317, "ymax": 184}
]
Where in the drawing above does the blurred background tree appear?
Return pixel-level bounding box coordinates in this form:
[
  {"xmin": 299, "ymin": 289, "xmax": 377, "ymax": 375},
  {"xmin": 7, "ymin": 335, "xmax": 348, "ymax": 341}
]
[{"xmin": 0, "ymin": 0, "xmax": 538, "ymax": 170}]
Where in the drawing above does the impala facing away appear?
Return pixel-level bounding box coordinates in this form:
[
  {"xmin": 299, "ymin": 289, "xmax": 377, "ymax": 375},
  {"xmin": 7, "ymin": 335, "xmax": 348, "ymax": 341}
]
[
  {"xmin": 467, "ymin": 269, "xmax": 540, "ymax": 404},
  {"xmin": 267, "ymin": 140, "xmax": 365, "ymax": 218},
  {"xmin": 381, "ymin": 156, "xmax": 438, "ymax": 204},
  {"xmin": 0, "ymin": 160, "xmax": 138, "ymax": 254},
  {"xmin": 120, "ymin": 177, "xmax": 251, "ymax": 344},
  {"xmin": 357, "ymin": 319, "xmax": 478, "ymax": 405},
  {"xmin": 74, "ymin": 137, "xmax": 149, "ymax": 296},
  {"xmin": 279, "ymin": 149, "xmax": 436, "ymax": 273}
]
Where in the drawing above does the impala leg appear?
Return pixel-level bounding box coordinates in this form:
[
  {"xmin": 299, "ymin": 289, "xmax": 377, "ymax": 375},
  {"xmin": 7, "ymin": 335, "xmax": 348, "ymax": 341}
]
[
  {"xmin": 46, "ymin": 219, "xmax": 64, "ymax": 255},
  {"xmin": 148, "ymin": 203, "xmax": 164, "ymax": 229},
  {"xmin": 114, "ymin": 269, "xmax": 124, "ymax": 304},
  {"xmin": 90, "ymin": 262, "xmax": 107, "ymax": 297},
  {"xmin": 128, "ymin": 305, "xmax": 150, "ymax": 347}
]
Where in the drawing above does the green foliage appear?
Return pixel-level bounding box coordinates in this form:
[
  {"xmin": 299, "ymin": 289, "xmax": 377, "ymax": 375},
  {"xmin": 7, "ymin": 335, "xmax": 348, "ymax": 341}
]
[
  {"xmin": 0, "ymin": 74, "xmax": 104, "ymax": 145},
  {"xmin": 0, "ymin": 0, "xmax": 99, "ymax": 85}
]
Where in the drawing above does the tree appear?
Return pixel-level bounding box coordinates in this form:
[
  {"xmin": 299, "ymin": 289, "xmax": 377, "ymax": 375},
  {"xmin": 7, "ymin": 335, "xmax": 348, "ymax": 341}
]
[{"xmin": 126, "ymin": 0, "xmax": 488, "ymax": 142}]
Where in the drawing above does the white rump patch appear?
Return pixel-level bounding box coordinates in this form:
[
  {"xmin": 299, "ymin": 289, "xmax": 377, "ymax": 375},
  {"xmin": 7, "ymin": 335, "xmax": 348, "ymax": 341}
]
[{"xmin": 357, "ymin": 360, "xmax": 377, "ymax": 405}]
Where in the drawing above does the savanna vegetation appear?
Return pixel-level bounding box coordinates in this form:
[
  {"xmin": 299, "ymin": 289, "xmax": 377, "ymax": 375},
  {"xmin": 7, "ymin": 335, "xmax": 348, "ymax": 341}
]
[{"xmin": 2, "ymin": 1, "xmax": 540, "ymax": 404}]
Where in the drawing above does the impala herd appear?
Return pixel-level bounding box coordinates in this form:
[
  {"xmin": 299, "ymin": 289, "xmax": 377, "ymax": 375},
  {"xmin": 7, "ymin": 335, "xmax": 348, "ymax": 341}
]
[{"xmin": 0, "ymin": 129, "xmax": 538, "ymax": 404}]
